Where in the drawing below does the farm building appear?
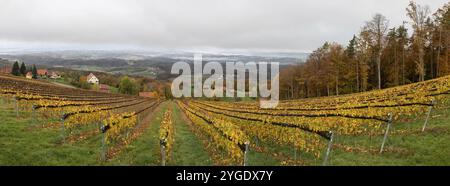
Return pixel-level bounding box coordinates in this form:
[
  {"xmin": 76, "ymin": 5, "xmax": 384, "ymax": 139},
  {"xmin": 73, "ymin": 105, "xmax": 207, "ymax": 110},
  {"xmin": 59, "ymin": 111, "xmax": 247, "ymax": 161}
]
[
  {"xmin": 26, "ymin": 72, "xmax": 33, "ymax": 79},
  {"xmin": 87, "ymin": 73, "xmax": 99, "ymax": 84},
  {"xmin": 49, "ymin": 71, "xmax": 61, "ymax": 79},
  {"xmin": 37, "ymin": 69, "xmax": 48, "ymax": 77}
]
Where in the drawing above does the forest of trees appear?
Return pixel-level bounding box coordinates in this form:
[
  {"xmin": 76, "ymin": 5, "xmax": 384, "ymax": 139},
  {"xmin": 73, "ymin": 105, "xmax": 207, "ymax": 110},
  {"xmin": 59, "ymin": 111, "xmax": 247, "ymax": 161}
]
[{"xmin": 280, "ymin": 1, "xmax": 449, "ymax": 99}]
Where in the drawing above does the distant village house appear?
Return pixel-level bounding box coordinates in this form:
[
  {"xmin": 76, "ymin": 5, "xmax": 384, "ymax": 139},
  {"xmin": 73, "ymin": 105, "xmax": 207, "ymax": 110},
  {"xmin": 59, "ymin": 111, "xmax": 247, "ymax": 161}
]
[
  {"xmin": 49, "ymin": 71, "xmax": 61, "ymax": 79},
  {"xmin": 87, "ymin": 73, "xmax": 99, "ymax": 84},
  {"xmin": 26, "ymin": 72, "xmax": 33, "ymax": 79},
  {"xmin": 37, "ymin": 69, "xmax": 48, "ymax": 77}
]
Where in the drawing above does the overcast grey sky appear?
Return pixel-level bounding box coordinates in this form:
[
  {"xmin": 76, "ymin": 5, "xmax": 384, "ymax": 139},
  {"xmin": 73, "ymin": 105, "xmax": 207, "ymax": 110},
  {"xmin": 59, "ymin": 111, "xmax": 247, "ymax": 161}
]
[{"xmin": 0, "ymin": 0, "xmax": 447, "ymax": 53}]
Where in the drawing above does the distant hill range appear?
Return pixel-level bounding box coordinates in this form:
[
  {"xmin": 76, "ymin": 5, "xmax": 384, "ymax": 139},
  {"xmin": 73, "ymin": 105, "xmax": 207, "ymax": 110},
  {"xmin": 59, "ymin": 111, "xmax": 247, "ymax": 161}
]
[{"xmin": 0, "ymin": 50, "xmax": 310, "ymax": 80}]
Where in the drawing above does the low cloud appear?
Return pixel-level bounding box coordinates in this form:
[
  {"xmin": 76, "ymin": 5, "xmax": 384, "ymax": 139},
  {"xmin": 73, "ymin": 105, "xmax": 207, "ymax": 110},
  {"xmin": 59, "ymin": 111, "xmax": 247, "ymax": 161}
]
[{"xmin": 0, "ymin": 0, "xmax": 447, "ymax": 52}]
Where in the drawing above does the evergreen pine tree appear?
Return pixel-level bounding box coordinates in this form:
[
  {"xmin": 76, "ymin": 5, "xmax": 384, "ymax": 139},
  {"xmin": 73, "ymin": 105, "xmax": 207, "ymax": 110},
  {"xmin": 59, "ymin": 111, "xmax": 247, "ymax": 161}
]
[
  {"xmin": 11, "ymin": 61, "xmax": 20, "ymax": 76},
  {"xmin": 20, "ymin": 62, "xmax": 27, "ymax": 76},
  {"xmin": 32, "ymin": 65, "xmax": 38, "ymax": 79}
]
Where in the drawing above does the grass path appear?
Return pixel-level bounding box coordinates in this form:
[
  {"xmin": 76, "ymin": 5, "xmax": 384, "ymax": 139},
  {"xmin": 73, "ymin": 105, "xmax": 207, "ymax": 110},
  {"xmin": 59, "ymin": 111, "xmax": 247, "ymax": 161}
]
[
  {"xmin": 108, "ymin": 102, "xmax": 168, "ymax": 165},
  {"xmin": 174, "ymin": 101, "xmax": 279, "ymax": 166},
  {"xmin": 170, "ymin": 102, "xmax": 212, "ymax": 165},
  {"xmin": 109, "ymin": 101, "xmax": 212, "ymax": 166}
]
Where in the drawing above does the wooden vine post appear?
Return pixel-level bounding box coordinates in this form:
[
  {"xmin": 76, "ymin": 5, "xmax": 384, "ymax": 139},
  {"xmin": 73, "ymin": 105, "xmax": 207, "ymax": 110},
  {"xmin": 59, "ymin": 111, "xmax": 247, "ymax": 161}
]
[
  {"xmin": 100, "ymin": 125, "xmax": 107, "ymax": 162},
  {"xmin": 379, "ymin": 113, "xmax": 393, "ymax": 154},
  {"xmin": 160, "ymin": 139, "xmax": 166, "ymax": 166},
  {"xmin": 322, "ymin": 131, "xmax": 334, "ymax": 166},
  {"xmin": 14, "ymin": 96, "xmax": 19, "ymax": 117},
  {"xmin": 422, "ymin": 98, "xmax": 436, "ymax": 132},
  {"xmin": 60, "ymin": 114, "xmax": 66, "ymax": 144},
  {"xmin": 243, "ymin": 141, "xmax": 250, "ymax": 166},
  {"xmin": 32, "ymin": 105, "xmax": 37, "ymax": 126}
]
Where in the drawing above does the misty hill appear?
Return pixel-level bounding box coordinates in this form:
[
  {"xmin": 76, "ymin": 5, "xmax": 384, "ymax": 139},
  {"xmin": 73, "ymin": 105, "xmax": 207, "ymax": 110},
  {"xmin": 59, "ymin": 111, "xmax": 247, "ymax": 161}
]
[{"xmin": 0, "ymin": 50, "xmax": 309, "ymax": 80}]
